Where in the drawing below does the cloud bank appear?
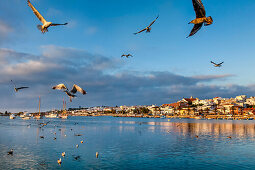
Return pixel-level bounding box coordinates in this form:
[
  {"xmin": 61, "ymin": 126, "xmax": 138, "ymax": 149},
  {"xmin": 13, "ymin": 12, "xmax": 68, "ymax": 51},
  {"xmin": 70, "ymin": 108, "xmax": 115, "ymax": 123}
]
[{"xmin": 0, "ymin": 46, "xmax": 253, "ymax": 112}]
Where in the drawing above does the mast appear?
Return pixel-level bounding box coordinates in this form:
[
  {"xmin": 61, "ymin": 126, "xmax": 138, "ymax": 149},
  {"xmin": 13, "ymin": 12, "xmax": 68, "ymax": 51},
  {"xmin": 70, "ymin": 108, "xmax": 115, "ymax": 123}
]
[{"xmin": 39, "ymin": 96, "xmax": 41, "ymax": 115}]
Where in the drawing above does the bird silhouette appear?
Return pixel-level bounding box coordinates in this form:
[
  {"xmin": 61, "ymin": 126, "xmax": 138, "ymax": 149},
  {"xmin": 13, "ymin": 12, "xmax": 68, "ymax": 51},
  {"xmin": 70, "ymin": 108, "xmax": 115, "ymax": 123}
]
[
  {"xmin": 11, "ymin": 80, "xmax": 29, "ymax": 92},
  {"xmin": 27, "ymin": 0, "xmax": 68, "ymax": 33},
  {"xmin": 134, "ymin": 15, "xmax": 159, "ymax": 35},
  {"xmin": 121, "ymin": 54, "xmax": 133, "ymax": 58},
  {"xmin": 211, "ymin": 61, "xmax": 224, "ymax": 67},
  {"xmin": 187, "ymin": 0, "xmax": 213, "ymax": 38}
]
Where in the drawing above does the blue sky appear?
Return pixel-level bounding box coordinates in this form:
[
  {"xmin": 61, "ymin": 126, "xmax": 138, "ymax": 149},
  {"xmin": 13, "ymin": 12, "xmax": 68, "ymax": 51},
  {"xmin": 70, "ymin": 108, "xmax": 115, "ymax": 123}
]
[{"xmin": 0, "ymin": 0, "xmax": 255, "ymax": 112}]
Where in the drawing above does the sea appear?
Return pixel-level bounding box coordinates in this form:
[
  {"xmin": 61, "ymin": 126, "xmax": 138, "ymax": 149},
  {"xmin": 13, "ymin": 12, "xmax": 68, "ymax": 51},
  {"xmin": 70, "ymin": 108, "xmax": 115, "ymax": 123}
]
[{"xmin": 1, "ymin": 116, "xmax": 255, "ymax": 169}]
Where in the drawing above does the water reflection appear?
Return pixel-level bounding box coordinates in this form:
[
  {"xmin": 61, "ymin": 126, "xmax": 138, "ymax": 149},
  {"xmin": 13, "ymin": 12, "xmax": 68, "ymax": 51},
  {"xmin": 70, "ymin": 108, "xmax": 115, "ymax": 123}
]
[{"xmin": 1, "ymin": 117, "xmax": 255, "ymax": 169}]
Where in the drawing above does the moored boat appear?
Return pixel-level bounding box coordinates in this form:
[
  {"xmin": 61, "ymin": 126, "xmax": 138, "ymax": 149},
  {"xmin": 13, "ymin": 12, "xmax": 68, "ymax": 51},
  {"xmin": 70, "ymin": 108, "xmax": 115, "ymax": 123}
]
[
  {"xmin": 45, "ymin": 113, "xmax": 58, "ymax": 118},
  {"xmin": 9, "ymin": 114, "xmax": 16, "ymax": 119}
]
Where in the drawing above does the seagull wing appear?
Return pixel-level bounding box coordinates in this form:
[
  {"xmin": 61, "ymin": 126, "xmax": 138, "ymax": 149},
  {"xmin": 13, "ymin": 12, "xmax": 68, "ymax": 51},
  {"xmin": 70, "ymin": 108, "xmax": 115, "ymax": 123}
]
[
  {"xmin": 219, "ymin": 62, "xmax": 224, "ymax": 65},
  {"xmin": 134, "ymin": 28, "xmax": 147, "ymax": 35},
  {"xmin": 148, "ymin": 15, "xmax": 159, "ymax": 27},
  {"xmin": 51, "ymin": 23, "xmax": 68, "ymax": 26},
  {"xmin": 192, "ymin": 0, "xmax": 206, "ymax": 18},
  {"xmin": 52, "ymin": 84, "xmax": 67, "ymax": 90},
  {"xmin": 211, "ymin": 61, "xmax": 217, "ymax": 65},
  {"xmin": 70, "ymin": 84, "xmax": 86, "ymax": 95},
  {"xmin": 27, "ymin": 0, "xmax": 47, "ymax": 24},
  {"xmin": 16, "ymin": 87, "xmax": 29, "ymax": 90},
  {"xmin": 121, "ymin": 54, "xmax": 125, "ymax": 57},
  {"xmin": 187, "ymin": 23, "xmax": 203, "ymax": 38}
]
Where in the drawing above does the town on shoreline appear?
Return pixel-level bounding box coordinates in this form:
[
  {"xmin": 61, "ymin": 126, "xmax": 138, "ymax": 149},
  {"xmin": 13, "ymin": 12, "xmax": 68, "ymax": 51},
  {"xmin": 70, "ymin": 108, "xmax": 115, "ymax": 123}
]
[{"xmin": 2, "ymin": 95, "xmax": 255, "ymax": 120}]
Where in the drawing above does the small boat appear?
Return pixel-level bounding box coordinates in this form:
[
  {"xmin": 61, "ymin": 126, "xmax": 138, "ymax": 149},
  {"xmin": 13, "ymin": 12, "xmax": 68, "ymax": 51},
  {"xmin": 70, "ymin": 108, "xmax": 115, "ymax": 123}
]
[
  {"xmin": 59, "ymin": 115, "xmax": 68, "ymax": 119},
  {"xmin": 22, "ymin": 116, "xmax": 30, "ymax": 120},
  {"xmin": 9, "ymin": 114, "xmax": 16, "ymax": 119},
  {"xmin": 45, "ymin": 113, "xmax": 58, "ymax": 118},
  {"xmin": 194, "ymin": 116, "xmax": 202, "ymax": 120},
  {"xmin": 34, "ymin": 96, "xmax": 42, "ymax": 119}
]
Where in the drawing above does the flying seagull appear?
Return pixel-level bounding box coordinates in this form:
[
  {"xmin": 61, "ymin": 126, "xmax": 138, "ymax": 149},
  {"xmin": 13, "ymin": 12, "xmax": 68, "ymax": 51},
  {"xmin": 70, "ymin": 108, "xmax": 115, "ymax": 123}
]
[
  {"xmin": 187, "ymin": 0, "xmax": 213, "ymax": 38},
  {"xmin": 121, "ymin": 54, "xmax": 133, "ymax": 58},
  {"xmin": 134, "ymin": 15, "xmax": 159, "ymax": 35},
  {"xmin": 27, "ymin": 0, "xmax": 68, "ymax": 33},
  {"xmin": 211, "ymin": 61, "xmax": 224, "ymax": 67},
  {"xmin": 52, "ymin": 84, "xmax": 86, "ymax": 102},
  {"xmin": 11, "ymin": 80, "xmax": 29, "ymax": 92}
]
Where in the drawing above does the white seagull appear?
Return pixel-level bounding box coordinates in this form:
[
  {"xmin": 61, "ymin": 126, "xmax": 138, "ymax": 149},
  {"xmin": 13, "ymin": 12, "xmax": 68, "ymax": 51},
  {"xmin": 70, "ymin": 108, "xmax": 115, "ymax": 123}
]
[
  {"xmin": 52, "ymin": 83, "xmax": 86, "ymax": 102},
  {"xmin": 27, "ymin": 0, "xmax": 68, "ymax": 33}
]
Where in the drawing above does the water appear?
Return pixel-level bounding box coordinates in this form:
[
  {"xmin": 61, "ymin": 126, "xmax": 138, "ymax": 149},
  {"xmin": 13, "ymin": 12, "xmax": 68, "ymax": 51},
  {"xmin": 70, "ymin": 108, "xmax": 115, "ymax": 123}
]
[{"xmin": 1, "ymin": 116, "xmax": 255, "ymax": 169}]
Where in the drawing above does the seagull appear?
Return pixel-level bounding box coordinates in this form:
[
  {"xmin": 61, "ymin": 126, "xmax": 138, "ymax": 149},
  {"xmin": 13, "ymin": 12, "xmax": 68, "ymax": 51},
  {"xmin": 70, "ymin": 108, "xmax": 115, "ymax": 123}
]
[
  {"xmin": 121, "ymin": 54, "xmax": 133, "ymax": 58},
  {"xmin": 52, "ymin": 84, "xmax": 67, "ymax": 91},
  {"xmin": 187, "ymin": 0, "xmax": 213, "ymax": 38},
  {"xmin": 27, "ymin": 0, "xmax": 68, "ymax": 33},
  {"xmin": 62, "ymin": 152, "xmax": 65, "ymax": 157},
  {"xmin": 211, "ymin": 61, "xmax": 224, "ymax": 67},
  {"xmin": 70, "ymin": 84, "xmax": 86, "ymax": 95},
  {"xmin": 57, "ymin": 158, "xmax": 62, "ymax": 165},
  {"xmin": 73, "ymin": 155, "xmax": 81, "ymax": 160},
  {"xmin": 76, "ymin": 144, "xmax": 79, "ymax": 148},
  {"xmin": 64, "ymin": 90, "xmax": 76, "ymax": 102},
  {"xmin": 74, "ymin": 134, "xmax": 82, "ymax": 136},
  {"xmin": 134, "ymin": 15, "xmax": 159, "ymax": 35},
  {"xmin": 11, "ymin": 80, "xmax": 29, "ymax": 92},
  {"xmin": 7, "ymin": 149, "xmax": 13, "ymax": 155},
  {"xmin": 52, "ymin": 84, "xmax": 86, "ymax": 102}
]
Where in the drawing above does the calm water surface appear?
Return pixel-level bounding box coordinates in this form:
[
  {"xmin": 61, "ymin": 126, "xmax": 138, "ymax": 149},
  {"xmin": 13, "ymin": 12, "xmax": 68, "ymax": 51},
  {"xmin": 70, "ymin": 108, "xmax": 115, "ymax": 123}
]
[{"xmin": 1, "ymin": 116, "xmax": 255, "ymax": 169}]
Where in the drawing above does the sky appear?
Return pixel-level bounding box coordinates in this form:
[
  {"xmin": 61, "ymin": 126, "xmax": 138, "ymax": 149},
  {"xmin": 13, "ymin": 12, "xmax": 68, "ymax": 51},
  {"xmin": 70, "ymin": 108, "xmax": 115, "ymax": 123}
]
[{"xmin": 0, "ymin": 0, "xmax": 255, "ymax": 112}]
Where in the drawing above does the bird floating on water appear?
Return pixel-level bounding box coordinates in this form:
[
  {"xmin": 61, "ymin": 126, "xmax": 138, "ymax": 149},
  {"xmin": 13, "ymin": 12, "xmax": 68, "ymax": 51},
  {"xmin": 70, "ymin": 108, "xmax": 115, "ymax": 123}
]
[
  {"xmin": 62, "ymin": 152, "xmax": 65, "ymax": 157},
  {"xmin": 121, "ymin": 54, "xmax": 133, "ymax": 58},
  {"xmin": 7, "ymin": 149, "xmax": 13, "ymax": 155},
  {"xmin": 57, "ymin": 158, "xmax": 62, "ymax": 165},
  {"xmin": 187, "ymin": 0, "xmax": 213, "ymax": 38},
  {"xmin": 11, "ymin": 80, "xmax": 29, "ymax": 92},
  {"xmin": 96, "ymin": 152, "xmax": 99, "ymax": 158},
  {"xmin": 211, "ymin": 61, "xmax": 224, "ymax": 67},
  {"xmin": 52, "ymin": 84, "xmax": 86, "ymax": 102},
  {"xmin": 27, "ymin": 0, "xmax": 68, "ymax": 33},
  {"xmin": 134, "ymin": 15, "xmax": 159, "ymax": 35},
  {"xmin": 74, "ymin": 134, "xmax": 82, "ymax": 136},
  {"xmin": 76, "ymin": 144, "xmax": 79, "ymax": 148},
  {"xmin": 81, "ymin": 140, "xmax": 84, "ymax": 144},
  {"xmin": 227, "ymin": 136, "xmax": 232, "ymax": 139},
  {"xmin": 40, "ymin": 136, "xmax": 44, "ymax": 139}
]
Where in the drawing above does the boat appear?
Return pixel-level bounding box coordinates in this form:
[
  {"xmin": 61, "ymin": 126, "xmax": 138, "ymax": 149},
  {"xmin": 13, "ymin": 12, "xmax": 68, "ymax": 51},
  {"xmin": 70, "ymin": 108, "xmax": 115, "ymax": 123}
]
[
  {"xmin": 34, "ymin": 96, "xmax": 42, "ymax": 119},
  {"xmin": 59, "ymin": 115, "xmax": 68, "ymax": 119},
  {"xmin": 22, "ymin": 116, "xmax": 30, "ymax": 120},
  {"xmin": 59, "ymin": 99, "xmax": 68, "ymax": 119},
  {"xmin": 9, "ymin": 114, "xmax": 16, "ymax": 119},
  {"xmin": 194, "ymin": 116, "xmax": 202, "ymax": 120},
  {"xmin": 45, "ymin": 113, "xmax": 58, "ymax": 118}
]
